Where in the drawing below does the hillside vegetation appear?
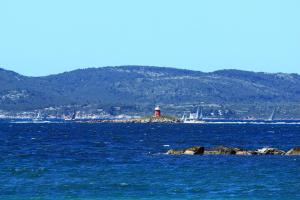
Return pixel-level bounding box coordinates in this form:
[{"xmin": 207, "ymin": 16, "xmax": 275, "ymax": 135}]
[{"xmin": 1, "ymin": 66, "xmax": 300, "ymax": 118}]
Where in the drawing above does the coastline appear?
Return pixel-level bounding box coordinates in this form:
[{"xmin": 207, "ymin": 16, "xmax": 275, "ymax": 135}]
[{"xmin": 3, "ymin": 118, "xmax": 300, "ymax": 125}]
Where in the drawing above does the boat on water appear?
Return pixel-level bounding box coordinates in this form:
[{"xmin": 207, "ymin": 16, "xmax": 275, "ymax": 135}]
[
  {"xmin": 181, "ymin": 107, "xmax": 205, "ymax": 123},
  {"xmin": 64, "ymin": 110, "xmax": 77, "ymax": 121},
  {"xmin": 180, "ymin": 106, "xmax": 296, "ymax": 124},
  {"xmin": 32, "ymin": 111, "xmax": 51, "ymax": 123}
]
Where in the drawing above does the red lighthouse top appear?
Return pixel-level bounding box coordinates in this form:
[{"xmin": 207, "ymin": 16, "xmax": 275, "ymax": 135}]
[{"xmin": 154, "ymin": 106, "xmax": 161, "ymax": 118}]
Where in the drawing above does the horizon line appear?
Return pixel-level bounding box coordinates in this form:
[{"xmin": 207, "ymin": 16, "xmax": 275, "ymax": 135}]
[{"xmin": 0, "ymin": 65, "xmax": 299, "ymax": 77}]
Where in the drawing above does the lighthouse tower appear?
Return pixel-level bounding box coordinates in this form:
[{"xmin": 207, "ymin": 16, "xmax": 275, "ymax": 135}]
[{"xmin": 154, "ymin": 106, "xmax": 161, "ymax": 118}]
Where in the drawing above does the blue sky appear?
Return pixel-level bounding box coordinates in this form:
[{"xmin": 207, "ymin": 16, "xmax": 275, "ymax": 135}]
[{"xmin": 0, "ymin": 0, "xmax": 299, "ymax": 76}]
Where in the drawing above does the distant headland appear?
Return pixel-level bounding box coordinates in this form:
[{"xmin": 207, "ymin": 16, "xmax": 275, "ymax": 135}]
[{"xmin": 1, "ymin": 65, "xmax": 300, "ymax": 120}]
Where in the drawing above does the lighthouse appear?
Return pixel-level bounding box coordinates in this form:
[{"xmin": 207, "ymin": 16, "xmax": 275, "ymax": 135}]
[{"xmin": 154, "ymin": 106, "xmax": 161, "ymax": 118}]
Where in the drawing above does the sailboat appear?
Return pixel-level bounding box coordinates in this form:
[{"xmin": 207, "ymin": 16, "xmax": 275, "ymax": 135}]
[
  {"xmin": 64, "ymin": 110, "xmax": 77, "ymax": 121},
  {"xmin": 32, "ymin": 111, "xmax": 50, "ymax": 123},
  {"xmin": 268, "ymin": 108, "xmax": 277, "ymax": 121},
  {"xmin": 182, "ymin": 107, "xmax": 205, "ymax": 123}
]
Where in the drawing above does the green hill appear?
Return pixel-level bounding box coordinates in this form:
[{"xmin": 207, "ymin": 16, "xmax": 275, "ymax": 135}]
[{"xmin": 1, "ymin": 66, "xmax": 300, "ymax": 118}]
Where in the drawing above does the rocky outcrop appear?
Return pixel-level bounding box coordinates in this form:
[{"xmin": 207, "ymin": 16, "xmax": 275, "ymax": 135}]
[
  {"xmin": 285, "ymin": 147, "xmax": 300, "ymax": 155},
  {"xmin": 256, "ymin": 148, "xmax": 285, "ymax": 155},
  {"xmin": 205, "ymin": 146, "xmax": 238, "ymax": 155},
  {"xmin": 167, "ymin": 146, "xmax": 204, "ymax": 155},
  {"xmin": 95, "ymin": 116, "xmax": 180, "ymax": 123},
  {"xmin": 166, "ymin": 149, "xmax": 185, "ymax": 155},
  {"xmin": 184, "ymin": 146, "xmax": 205, "ymax": 155},
  {"xmin": 167, "ymin": 146, "xmax": 296, "ymax": 156},
  {"xmin": 235, "ymin": 150, "xmax": 257, "ymax": 155}
]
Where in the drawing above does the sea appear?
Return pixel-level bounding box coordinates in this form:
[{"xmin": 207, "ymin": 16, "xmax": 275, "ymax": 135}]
[{"xmin": 0, "ymin": 122, "xmax": 299, "ymax": 200}]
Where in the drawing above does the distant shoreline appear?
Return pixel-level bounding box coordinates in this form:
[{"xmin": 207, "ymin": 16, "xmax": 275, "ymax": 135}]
[{"xmin": 3, "ymin": 118, "xmax": 300, "ymax": 125}]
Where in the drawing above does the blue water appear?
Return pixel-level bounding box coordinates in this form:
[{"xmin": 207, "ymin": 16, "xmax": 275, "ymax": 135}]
[{"xmin": 0, "ymin": 123, "xmax": 299, "ymax": 200}]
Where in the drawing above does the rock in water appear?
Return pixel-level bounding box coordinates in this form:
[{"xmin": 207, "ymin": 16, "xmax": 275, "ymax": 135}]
[
  {"xmin": 235, "ymin": 150, "xmax": 257, "ymax": 155},
  {"xmin": 256, "ymin": 147, "xmax": 285, "ymax": 155},
  {"xmin": 206, "ymin": 146, "xmax": 237, "ymax": 155},
  {"xmin": 167, "ymin": 146, "xmax": 204, "ymax": 155},
  {"xmin": 184, "ymin": 146, "xmax": 204, "ymax": 155},
  {"xmin": 285, "ymin": 147, "xmax": 300, "ymax": 155},
  {"xmin": 167, "ymin": 146, "xmax": 290, "ymax": 156},
  {"xmin": 203, "ymin": 150, "xmax": 221, "ymax": 155},
  {"xmin": 166, "ymin": 149, "xmax": 184, "ymax": 155}
]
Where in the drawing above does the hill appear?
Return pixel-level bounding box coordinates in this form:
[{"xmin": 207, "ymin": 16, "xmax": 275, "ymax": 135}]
[{"xmin": 1, "ymin": 66, "xmax": 300, "ymax": 119}]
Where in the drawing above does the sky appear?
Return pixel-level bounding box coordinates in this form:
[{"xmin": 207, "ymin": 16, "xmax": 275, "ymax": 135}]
[{"xmin": 0, "ymin": 0, "xmax": 299, "ymax": 76}]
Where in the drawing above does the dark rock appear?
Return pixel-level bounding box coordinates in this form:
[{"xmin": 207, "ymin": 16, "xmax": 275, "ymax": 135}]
[
  {"xmin": 285, "ymin": 147, "xmax": 300, "ymax": 155},
  {"xmin": 209, "ymin": 146, "xmax": 237, "ymax": 154},
  {"xmin": 184, "ymin": 146, "xmax": 204, "ymax": 155},
  {"xmin": 167, "ymin": 146, "xmax": 290, "ymax": 156}
]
